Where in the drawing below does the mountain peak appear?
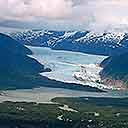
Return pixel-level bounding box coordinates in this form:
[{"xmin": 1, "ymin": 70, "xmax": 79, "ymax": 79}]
[{"xmin": 10, "ymin": 30, "xmax": 128, "ymax": 56}]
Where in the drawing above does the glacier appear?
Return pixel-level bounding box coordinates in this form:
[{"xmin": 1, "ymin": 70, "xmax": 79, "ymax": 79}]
[{"xmin": 27, "ymin": 45, "xmax": 108, "ymax": 90}]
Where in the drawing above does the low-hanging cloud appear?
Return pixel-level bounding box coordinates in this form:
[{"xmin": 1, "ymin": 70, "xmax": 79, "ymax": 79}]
[
  {"xmin": 70, "ymin": 0, "xmax": 128, "ymax": 31},
  {"xmin": 0, "ymin": 0, "xmax": 73, "ymax": 20},
  {"xmin": 0, "ymin": 0, "xmax": 128, "ymax": 31}
]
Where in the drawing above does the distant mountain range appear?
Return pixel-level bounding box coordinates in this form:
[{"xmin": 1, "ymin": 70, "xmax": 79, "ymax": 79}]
[
  {"xmin": 0, "ymin": 33, "xmax": 101, "ymax": 92},
  {"xmin": 10, "ymin": 30, "xmax": 128, "ymax": 56}
]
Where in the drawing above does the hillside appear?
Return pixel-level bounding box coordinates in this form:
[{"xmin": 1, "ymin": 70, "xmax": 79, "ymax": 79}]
[
  {"xmin": 10, "ymin": 30, "xmax": 128, "ymax": 56},
  {"xmin": 0, "ymin": 33, "xmax": 50, "ymax": 89},
  {"xmin": 100, "ymin": 53, "xmax": 128, "ymax": 89}
]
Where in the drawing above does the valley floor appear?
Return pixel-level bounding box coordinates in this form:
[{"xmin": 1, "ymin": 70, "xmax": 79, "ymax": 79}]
[{"xmin": 0, "ymin": 97, "xmax": 127, "ymax": 128}]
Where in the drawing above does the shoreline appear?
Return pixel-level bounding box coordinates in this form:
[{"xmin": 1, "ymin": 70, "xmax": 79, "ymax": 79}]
[{"xmin": 0, "ymin": 86, "xmax": 128, "ymax": 104}]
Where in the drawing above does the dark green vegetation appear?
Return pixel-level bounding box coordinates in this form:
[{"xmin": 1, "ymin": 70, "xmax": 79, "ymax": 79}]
[
  {"xmin": 100, "ymin": 52, "xmax": 128, "ymax": 87},
  {"xmin": 0, "ymin": 33, "xmax": 49, "ymax": 89},
  {"xmin": 0, "ymin": 33, "xmax": 102, "ymax": 92},
  {"xmin": 0, "ymin": 97, "xmax": 128, "ymax": 128}
]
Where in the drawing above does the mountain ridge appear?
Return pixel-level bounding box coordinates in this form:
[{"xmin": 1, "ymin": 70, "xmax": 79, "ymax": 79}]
[{"xmin": 10, "ymin": 30, "xmax": 128, "ymax": 56}]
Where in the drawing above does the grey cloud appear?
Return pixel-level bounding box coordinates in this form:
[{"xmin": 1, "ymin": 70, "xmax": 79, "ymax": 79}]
[{"xmin": 0, "ymin": 0, "xmax": 128, "ymax": 31}]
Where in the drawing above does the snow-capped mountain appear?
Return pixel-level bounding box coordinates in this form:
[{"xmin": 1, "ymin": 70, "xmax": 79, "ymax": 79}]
[{"xmin": 10, "ymin": 30, "xmax": 128, "ymax": 56}]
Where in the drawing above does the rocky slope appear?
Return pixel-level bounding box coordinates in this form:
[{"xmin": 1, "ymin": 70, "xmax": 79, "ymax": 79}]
[
  {"xmin": 100, "ymin": 53, "xmax": 128, "ymax": 89},
  {"xmin": 10, "ymin": 30, "xmax": 128, "ymax": 56}
]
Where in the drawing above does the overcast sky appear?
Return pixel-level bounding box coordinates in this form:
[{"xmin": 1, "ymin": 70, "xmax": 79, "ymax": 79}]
[{"xmin": 0, "ymin": 0, "xmax": 128, "ymax": 31}]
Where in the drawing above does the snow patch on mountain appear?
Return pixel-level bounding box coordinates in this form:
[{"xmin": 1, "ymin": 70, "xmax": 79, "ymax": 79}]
[
  {"xmin": 9, "ymin": 30, "xmax": 128, "ymax": 56},
  {"xmin": 60, "ymin": 31, "xmax": 77, "ymax": 38}
]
